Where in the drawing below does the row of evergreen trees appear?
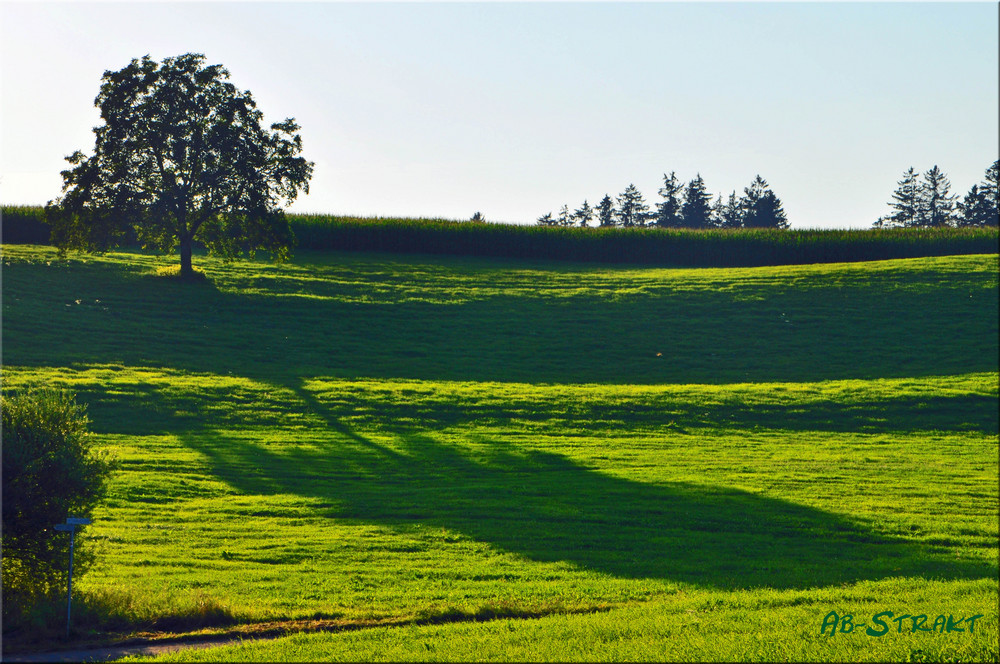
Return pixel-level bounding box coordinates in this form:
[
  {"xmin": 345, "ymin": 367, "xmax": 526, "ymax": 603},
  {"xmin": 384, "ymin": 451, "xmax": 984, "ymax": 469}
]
[
  {"xmin": 874, "ymin": 161, "xmax": 998, "ymax": 229},
  {"xmin": 538, "ymin": 173, "xmax": 789, "ymax": 230}
]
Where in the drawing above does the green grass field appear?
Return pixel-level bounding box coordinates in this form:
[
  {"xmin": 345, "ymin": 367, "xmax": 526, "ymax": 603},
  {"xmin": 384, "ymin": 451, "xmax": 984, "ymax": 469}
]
[{"xmin": 2, "ymin": 244, "xmax": 997, "ymax": 662}]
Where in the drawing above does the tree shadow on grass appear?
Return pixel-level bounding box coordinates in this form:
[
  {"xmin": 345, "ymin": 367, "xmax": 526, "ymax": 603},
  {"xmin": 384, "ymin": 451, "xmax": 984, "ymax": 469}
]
[
  {"xmin": 69, "ymin": 371, "xmax": 998, "ymax": 438},
  {"xmin": 174, "ymin": 379, "xmax": 995, "ymax": 591}
]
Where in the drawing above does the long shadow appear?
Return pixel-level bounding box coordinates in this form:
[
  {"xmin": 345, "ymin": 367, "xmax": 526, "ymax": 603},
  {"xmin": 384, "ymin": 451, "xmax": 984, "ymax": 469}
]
[
  {"xmin": 72, "ymin": 377, "xmax": 999, "ymax": 438},
  {"xmin": 173, "ymin": 378, "xmax": 995, "ymax": 591}
]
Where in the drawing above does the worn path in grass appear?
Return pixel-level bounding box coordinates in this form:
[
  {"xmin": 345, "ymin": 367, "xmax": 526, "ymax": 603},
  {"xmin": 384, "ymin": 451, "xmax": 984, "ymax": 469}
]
[
  {"xmin": 4, "ymin": 609, "xmax": 603, "ymax": 662},
  {"xmin": 4, "ymin": 638, "xmax": 235, "ymax": 663}
]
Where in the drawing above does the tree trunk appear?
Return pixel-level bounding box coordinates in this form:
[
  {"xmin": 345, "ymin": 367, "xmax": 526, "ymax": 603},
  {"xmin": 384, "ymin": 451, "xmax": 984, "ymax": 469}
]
[{"xmin": 180, "ymin": 240, "xmax": 193, "ymax": 277}]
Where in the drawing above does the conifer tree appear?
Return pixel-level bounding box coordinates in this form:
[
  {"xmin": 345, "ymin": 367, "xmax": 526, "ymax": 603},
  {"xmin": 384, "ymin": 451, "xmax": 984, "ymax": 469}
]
[
  {"xmin": 741, "ymin": 176, "xmax": 788, "ymax": 229},
  {"xmin": 747, "ymin": 191, "xmax": 789, "ymax": 229},
  {"xmin": 710, "ymin": 195, "xmax": 725, "ymax": 228},
  {"xmin": 654, "ymin": 172, "xmax": 684, "ymax": 228},
  {"xmin": 573, "ymin": 200, "xmax": 595, "ymax": 227},
  {"xmin": 985, "ymin": 160, "xmax": 999, "ymax": 212},
  {"xmin": 680, "ymin": 174, "xmax": 713, "ymax": 228},
  {"xmin": 739, "ymin": 175, "xmax": 767, "ymax": 226},
  {"xmin": 920, "ymin": 165, "xmax": 956, "ymax": 227},
  {"xmin": 717, "ymin": 191, "xmax": 743, "ymax": 228},
  {"xmin": 878, "ymin": 167, "xmax": 922, "ymax": 228},
  {"xmin": 596, "ymin": 194, "xmax": 616, "ymax": 227},
  {"xmin": 557, "ymin": 204, "xmax": 572, "ymax": 227},
  {"xmin": 537, "ymin": 212, "xmax": 555, "ymax": 226},
  {"xmin": 957, "ymin": 186, "xmax": 988, "ymax": 227},
  {"xmin": 957, "ymin": 160, "xmax": 999, "ymax": 227},
  {"xmin": 615, "ymin": 184, "xmax": 651, "ymax": 227}
]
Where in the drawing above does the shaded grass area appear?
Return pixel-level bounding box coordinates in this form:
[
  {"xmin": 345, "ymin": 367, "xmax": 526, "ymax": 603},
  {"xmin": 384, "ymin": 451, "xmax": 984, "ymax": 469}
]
[
  {"xmin": 2, "ymin": 245, "xmax": 997, "ymax": 660},
  {"xmin": 2, "ymin": 246, "xmax": 997, "ymax": 385}
]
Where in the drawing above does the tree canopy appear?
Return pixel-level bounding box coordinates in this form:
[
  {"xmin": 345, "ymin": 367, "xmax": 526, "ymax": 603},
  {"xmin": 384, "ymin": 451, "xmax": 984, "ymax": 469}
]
[
  {"xmin": 875, "ymin": 161, "xmax": 995, "ymax": 229},
  {"xmin": 540, "ymin": 172, "xmax": 789, "ymax": 230},
  {"xmin": 615, "ymin": 184, "xmax": 652, "ymax": 227},
  {"xmin": 654, "ymin": 172, "xmax": 684, "ymax": 228},
  {"xmin": 741, "ymin": 176, "xmax": 789, "ymax": 229},
  {"xmin": 680, "ymin": 174, "xmax": 713, "ymax": 229},
  {"xmin": 957, "ymin": 160, "xmax": 999, "ymax": 227},
  {"xmin": 46, "ymin": 53, "xmax": 314, "ymax": 276}
]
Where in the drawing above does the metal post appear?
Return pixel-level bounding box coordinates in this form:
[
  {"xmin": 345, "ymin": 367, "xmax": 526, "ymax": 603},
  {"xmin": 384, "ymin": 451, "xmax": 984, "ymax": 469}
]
[
  {"xmin": 55, "ymin": 517, "xmax": 91, "ymax": 639},
  {"xmin": 66, "ymin": 528, "xmax": 75, "ymax": 639}
]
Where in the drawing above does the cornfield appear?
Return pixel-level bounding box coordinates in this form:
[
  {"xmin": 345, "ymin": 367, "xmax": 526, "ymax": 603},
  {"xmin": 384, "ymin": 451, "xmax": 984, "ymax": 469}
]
[{"xmin": 4, "ymin": 206, "xmax": 996, "ymax": 267}]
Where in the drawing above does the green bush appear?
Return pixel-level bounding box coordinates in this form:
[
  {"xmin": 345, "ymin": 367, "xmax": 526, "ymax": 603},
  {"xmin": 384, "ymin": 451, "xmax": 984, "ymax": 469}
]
[{"xmin": 1, "ymin": 389, "xmax": 114, "ymax": 631}]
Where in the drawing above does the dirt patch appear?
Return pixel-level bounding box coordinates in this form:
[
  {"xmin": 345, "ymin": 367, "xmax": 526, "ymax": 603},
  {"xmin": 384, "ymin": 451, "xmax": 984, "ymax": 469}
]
[
  {"xmin": 1, "ymin": 616, "xmax": 410, "ymax": 663},
  {"xmin": 3, "ymin": 636, "xmax": 242, "ymax": 662},
  {"xmin": 3, "ymin": 606, "xmax": 614, "ymax": 662}
]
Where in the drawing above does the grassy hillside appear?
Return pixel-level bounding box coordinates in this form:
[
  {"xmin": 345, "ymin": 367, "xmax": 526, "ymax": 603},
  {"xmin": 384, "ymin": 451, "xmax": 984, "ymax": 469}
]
[{"xmin": 2, "ymin": 244, "xmax": 997, "ymax": 662}]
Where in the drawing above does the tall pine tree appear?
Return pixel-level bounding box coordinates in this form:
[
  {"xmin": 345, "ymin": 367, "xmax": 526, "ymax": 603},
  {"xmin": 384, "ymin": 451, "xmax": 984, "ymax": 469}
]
[
  {"xmin": 616, "ymin": 184, "xmax": 651, "ymax": 227},
  {"xmin": 710, "ymin": 195, "xmax": 724, "ymax": 228},
  {"xmin": 717, "ymin": 191, "xmax": 743, "ymax": 228},
  {"xmin": 573, "ymin": 200, "xmax": 595, "ymax": 227},
  {"xmin": 878, "ymin": 167, "xmax": 922, "ymax": 228},
  {"xmin": 680, "ymin": 174, "xmax": 713, "ymax": 228},
  {"xmin": 741, "ymin": 176, "xmax": 788, "ymax": 229},
  {"xmin": 654, "ymin": 172, "xmax": 684, "ymax": 228},
  {"xmin": 920, "ymin": 165, "xmax": 956, "ymax": 227},
  {"xmin": 746, "ymin": 191, "xmax": 789, "ymax": 229},
  {"xmin": 596, "ymin": 194, "xmax": 616, "ymax": 227},
  {"xmin": 557, "ymin": 204, "xmax": 572, "ymax": 227},
  {"xmin": 957, "ymin": 160, "xmax": 999, "ymax": 227},
  {"xmin": 739, "ymin": 175, "xmax": 767, "ymax": 226}
]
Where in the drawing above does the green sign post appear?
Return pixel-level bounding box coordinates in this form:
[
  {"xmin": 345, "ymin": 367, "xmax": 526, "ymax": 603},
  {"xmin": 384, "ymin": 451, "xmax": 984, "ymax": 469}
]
[{"xmin": 53, "ymin": 517, "xmax": 92, "ymax": 638}]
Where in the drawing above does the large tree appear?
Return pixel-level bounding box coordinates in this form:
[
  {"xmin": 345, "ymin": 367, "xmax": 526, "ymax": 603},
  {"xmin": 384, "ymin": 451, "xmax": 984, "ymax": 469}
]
[{"xmin": 46, "ymin": 53, "xmax": 314, "ymax": 277}]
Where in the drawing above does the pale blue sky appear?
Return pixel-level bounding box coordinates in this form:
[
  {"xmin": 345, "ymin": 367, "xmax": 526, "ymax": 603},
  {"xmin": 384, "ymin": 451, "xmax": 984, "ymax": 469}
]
[{"xmin": 1, "ymin": 2, "xmax": 997, "ymax": 228}]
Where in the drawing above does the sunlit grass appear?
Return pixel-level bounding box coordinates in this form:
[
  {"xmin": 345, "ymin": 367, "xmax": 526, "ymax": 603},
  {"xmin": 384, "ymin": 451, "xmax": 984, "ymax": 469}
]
[{"xmin": 128, "ymin": 580, "xmax": 999, "ymax": 663}]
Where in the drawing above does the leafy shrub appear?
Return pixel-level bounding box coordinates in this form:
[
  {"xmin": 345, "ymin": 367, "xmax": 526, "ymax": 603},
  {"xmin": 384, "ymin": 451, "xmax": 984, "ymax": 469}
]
[{"xmin": 1, "ymin": 388, "xmax": 114, "ymax": 631}]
